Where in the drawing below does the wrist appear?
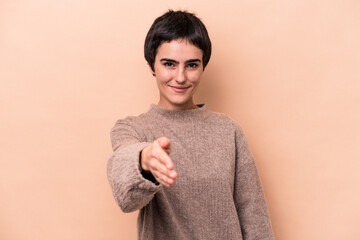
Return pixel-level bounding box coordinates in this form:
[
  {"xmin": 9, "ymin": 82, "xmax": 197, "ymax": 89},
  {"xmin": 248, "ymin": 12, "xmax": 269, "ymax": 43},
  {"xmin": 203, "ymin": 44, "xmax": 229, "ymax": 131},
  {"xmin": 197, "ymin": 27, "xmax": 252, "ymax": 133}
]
[{"xmin": 140, "ymin": 147, "xmax": 150, "ymax": 172}]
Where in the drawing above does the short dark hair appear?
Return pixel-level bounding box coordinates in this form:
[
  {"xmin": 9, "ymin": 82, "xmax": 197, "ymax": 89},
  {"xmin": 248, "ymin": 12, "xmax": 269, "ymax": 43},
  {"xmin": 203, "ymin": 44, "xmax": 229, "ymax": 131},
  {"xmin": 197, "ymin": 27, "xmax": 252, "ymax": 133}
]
[{"xmin": 144, "ymin": 10, "xmax": 212, "ymax": 71}]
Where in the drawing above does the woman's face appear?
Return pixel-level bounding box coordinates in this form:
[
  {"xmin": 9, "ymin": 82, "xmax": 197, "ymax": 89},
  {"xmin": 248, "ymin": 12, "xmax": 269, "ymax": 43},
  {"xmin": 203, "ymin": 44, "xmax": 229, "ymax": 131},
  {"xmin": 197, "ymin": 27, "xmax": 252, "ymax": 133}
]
[{"xmin": 152, "ymin": 39, "xmax": 204, "ymax": 110}]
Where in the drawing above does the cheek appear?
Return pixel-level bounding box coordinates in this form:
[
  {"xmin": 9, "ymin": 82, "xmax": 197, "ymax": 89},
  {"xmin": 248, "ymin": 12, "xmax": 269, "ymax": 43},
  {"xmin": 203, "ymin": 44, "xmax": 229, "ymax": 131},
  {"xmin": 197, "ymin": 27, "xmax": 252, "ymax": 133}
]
[
  {"xmin": 156, "ymin": 73, "xmax": 172, "ymax": 86},
  {"xmin": 188, "ymin": 71, "xmax": 203, "ymax": 84},
  {"xmin": 157, "ymin": 71, "xmax": 173, "ymax": 83}
]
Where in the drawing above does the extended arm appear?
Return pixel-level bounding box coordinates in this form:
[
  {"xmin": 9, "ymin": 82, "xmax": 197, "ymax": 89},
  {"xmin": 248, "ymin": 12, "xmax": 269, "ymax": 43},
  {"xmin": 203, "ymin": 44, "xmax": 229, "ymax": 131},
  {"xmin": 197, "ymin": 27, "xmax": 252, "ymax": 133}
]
[
  {"xmin": 107, "ymin": 119, "xmax": 160, "ymax": 213},
  {"xmin": 107, "ymin": 119, "xmax": 177, "ymax": 213}
]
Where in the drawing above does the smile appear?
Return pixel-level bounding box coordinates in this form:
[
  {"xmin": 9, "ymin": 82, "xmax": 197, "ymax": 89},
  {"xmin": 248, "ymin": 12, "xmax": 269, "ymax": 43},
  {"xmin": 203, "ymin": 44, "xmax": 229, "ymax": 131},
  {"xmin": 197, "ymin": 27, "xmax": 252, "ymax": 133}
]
[{"xmin": 170, "ymin": 86, "xmax": 191, "ymax": 93}]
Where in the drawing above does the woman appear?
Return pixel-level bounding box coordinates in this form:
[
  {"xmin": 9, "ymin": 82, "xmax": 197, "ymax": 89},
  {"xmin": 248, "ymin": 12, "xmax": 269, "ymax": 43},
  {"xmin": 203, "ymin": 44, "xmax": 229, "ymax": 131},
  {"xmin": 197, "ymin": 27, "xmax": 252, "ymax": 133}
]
[{"xmin": 107, "ymin": 10, "xmax": 274, "ymax": 240}]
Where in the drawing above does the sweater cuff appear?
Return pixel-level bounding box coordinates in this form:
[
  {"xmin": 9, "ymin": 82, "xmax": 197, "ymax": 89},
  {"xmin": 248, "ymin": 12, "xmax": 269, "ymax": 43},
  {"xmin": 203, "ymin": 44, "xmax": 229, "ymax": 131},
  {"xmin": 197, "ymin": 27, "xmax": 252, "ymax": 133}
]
[
  {"xmin": 111, "ymin": 142, "xmax": 160, "ymax": 190},
  {"xmin": 139, "ymin": 150, "xmax": 159, "ymax": 185}
]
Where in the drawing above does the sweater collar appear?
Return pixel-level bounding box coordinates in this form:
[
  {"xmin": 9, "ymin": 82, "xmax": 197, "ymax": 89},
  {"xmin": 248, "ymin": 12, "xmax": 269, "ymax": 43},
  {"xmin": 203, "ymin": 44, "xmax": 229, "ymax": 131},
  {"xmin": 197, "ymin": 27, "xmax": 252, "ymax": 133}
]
[{"xmin": 147, "ymin": 104, "xmax": 209, "ymax": 120}]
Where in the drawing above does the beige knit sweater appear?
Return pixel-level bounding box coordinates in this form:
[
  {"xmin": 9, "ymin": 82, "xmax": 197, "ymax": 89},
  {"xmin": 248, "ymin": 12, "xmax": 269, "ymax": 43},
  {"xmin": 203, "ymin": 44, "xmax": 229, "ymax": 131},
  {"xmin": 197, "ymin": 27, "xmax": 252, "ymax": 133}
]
[{"xmin": 107, "ymin": 104, "xmax": 274, "ymax": 240}]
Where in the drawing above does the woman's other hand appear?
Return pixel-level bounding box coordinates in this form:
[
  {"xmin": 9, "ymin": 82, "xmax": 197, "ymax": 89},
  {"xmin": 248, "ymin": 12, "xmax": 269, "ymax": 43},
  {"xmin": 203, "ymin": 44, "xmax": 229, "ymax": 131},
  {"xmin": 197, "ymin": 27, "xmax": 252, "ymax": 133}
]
[{"xmin": 141, "ymin": 137, "xmax": 178, "ymax": 187}]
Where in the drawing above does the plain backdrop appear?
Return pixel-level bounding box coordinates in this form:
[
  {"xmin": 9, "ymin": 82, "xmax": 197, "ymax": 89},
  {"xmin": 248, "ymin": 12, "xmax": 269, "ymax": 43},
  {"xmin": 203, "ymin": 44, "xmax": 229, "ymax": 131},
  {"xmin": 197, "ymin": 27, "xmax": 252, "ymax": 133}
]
[{"xmin": 1, "ymin": 0, "xmax": 360, "ymax": 239}]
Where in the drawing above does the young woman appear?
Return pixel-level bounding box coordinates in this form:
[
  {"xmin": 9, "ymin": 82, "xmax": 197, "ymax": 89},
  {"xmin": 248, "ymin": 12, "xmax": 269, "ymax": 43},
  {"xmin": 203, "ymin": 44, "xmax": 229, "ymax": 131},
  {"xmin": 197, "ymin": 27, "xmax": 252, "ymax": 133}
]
[{"xmin": 107, "ymin": 10, "xmax": 274, "ymax": 240}]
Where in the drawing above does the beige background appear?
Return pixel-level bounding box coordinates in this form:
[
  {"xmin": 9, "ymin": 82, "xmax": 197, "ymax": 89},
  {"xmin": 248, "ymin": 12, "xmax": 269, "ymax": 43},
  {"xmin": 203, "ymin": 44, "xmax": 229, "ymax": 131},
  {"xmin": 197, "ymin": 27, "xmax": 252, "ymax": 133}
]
[{"xmin": 1, "ymin": 0, "xmax": 360, "ymax": 239}]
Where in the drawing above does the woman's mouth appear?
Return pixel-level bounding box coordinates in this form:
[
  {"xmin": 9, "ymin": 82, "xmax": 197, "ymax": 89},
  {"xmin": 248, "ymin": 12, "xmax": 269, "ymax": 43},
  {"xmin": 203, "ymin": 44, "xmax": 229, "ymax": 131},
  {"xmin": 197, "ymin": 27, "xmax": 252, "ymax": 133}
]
[{"xmin": 170, "ymin": 86, "xmax": 191, "ymax": 93}]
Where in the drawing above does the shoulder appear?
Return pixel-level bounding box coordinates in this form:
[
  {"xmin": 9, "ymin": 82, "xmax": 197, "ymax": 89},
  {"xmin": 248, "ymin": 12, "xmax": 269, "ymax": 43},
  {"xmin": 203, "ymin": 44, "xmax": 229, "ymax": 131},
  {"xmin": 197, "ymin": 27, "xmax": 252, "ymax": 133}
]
[
  {"xmin": 111, "ymin": 111, "xmax": 151, "ymax": 139},
  {"xmin": 205, "ymin": 109, "xmax": 242, "ymax": 129},
  {"xmin": 204, "ymin": 109, "xmax": 249, "ymax": 143},
  {"xmin": 109, "ymin": 110, "xmax": 153, "ymax": 150},
  {"xmin": 112, "ymin": 108, "xmax": 152, "ymax": 128}
]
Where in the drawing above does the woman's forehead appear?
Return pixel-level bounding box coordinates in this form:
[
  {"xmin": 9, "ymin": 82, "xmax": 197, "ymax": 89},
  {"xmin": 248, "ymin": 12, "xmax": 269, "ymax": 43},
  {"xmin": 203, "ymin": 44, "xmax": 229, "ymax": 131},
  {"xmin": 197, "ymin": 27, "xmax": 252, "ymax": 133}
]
[{"xmin": 156, "ymin": 39, "xmax": 203, "ymax": 61}]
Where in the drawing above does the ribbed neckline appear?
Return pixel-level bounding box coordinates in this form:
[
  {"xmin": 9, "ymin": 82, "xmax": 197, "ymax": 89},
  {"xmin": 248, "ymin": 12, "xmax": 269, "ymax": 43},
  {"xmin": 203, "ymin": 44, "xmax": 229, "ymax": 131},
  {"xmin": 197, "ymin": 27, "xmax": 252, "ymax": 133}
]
[{"xmin": 147, "ymin": 104, "xmax": 209, "ymax": 120}]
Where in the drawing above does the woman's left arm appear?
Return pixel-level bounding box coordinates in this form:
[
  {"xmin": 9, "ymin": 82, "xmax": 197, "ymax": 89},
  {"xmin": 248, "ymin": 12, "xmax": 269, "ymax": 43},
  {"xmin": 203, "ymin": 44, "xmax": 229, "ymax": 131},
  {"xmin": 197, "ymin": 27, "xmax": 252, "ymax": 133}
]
[{"xmin": 234, "ymin": 124, "xmax": 274, "ymax": 240}]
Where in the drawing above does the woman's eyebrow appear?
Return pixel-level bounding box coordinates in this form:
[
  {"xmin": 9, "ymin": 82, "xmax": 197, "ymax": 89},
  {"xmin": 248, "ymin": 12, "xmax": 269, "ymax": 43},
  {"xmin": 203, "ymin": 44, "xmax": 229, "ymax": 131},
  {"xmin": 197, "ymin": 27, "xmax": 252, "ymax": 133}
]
[
  {"xmin": 160, "ymin": 58, "xmax": 201, "ymax": 64},
  {"xmin": 185, "ymin": 59, "xmax": 201, "ymax": 63},
  {"xmin": 160, "ymin": 58, "xmax": 179, "ymax": 64}
]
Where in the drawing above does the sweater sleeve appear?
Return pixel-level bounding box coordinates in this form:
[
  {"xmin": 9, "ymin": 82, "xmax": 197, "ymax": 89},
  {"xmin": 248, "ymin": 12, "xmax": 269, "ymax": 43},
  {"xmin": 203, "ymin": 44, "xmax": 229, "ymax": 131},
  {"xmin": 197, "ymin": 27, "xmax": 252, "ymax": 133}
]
[
  {"xmin": 107, "ymin": 119, "xmax": 162, "ymax": 213},
  {"xmin": 234, "ymin": 124, "xmax": 274, "ymax": 240}
]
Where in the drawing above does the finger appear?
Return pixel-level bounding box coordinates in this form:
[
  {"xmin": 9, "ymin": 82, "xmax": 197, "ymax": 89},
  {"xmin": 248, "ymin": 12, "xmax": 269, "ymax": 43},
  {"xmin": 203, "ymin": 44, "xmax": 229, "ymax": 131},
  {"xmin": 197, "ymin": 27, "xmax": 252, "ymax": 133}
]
[
  {"xmin": 168, "ymin": 170, "xmax": 178, "ymax": 179},
  {"xmin": 158, "ymin": 137, "xmax": 171, "ymax": 155},
  {"xmin": 149, "ymin": 159, "xmax": 177, "ymax": 180},
  {"xmin": 153, "ymin": 171, "xmax": 175, "ymax": 187},
  {"xmin": 159, "ymin": 165, "xmax": 178, "ymax": 180},
  {"xmin": 158, "ymin": 153, "xmax": 174, "ymax": 170},
  {"xmin": 157, "ymin": 137, "xmax": 171, "ymax": 153},
  {"xmin": 157, "ymin": 137, "xmax": 171, "ymax": 149},
  {"xmin": 152, "ymin": 144, "xmax": 174, "ymax": 170}
]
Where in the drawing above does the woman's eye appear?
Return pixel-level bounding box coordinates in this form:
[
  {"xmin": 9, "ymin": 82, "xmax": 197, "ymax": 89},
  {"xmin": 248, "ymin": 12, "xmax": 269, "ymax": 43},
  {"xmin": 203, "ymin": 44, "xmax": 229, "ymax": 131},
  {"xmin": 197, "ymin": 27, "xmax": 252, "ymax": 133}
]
[
  {"xmin": 164, "ymin": 62, "xmax": 175, "ymax": 67},
  {"xmin": 187, "ymin": 63, "xmax": 198, "ymax": 68}
]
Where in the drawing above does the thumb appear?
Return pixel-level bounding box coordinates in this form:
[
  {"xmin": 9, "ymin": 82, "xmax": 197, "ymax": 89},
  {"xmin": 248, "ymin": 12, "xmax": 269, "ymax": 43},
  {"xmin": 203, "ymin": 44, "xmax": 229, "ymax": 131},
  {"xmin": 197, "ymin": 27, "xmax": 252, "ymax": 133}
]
[{"xmin": 157, "ymin": 137, "xmax": 171, "ymax": 152}]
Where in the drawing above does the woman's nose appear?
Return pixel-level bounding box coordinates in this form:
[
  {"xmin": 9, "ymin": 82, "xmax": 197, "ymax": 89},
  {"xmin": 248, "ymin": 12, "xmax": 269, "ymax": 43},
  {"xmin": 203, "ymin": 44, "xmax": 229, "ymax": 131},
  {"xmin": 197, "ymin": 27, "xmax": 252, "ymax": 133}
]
[{"xmin": 175, "ymin": 68, "xmax": 186, "ymax": 84}]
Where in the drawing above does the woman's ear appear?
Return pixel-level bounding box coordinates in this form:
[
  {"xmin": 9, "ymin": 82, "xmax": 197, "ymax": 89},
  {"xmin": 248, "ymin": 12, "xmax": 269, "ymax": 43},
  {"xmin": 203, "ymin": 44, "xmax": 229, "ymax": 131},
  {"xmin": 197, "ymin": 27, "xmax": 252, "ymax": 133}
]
[{"xmin": 148, "ymin": 64, "xmax": 156, "ymax": 77}]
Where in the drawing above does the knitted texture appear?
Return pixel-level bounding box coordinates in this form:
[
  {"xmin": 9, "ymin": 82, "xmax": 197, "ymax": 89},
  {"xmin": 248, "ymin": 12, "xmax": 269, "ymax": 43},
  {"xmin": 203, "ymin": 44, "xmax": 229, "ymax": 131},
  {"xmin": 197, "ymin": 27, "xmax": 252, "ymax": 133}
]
[{"xmin": 107, "ymin": 104, "xmax": 274, "ymax": 240}]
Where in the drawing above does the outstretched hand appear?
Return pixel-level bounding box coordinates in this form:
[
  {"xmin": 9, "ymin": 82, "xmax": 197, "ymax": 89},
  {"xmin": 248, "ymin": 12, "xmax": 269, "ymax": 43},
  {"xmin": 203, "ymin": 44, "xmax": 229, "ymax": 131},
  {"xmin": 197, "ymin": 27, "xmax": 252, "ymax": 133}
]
[{"xmin": 141, "ymin": 137, "xmax": 178, "ymax": 188}]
